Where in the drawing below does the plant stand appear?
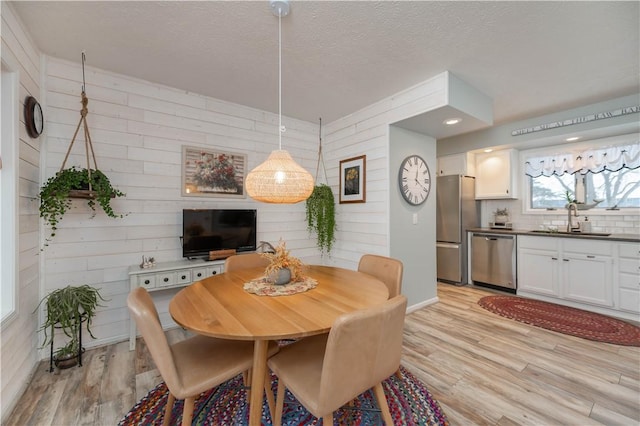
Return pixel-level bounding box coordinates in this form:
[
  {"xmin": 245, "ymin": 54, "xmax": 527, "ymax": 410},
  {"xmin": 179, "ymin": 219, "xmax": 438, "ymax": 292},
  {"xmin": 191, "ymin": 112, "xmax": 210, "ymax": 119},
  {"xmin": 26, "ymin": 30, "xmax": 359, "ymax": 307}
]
[{"xmin": 48, "ymin": 313, "xmax": 87, "ymax": 373}]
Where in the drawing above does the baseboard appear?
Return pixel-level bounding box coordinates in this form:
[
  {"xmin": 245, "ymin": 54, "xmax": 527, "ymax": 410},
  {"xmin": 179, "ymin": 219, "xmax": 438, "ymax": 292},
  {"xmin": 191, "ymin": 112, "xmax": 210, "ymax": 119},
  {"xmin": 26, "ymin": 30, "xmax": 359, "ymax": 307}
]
[
  {"xmin": 407, "ymin": 296, "xmax": 439, "ymax": 314},
  {"xmin": 1, "ymin": 357, "xmax": 40, "ymax": 424}
]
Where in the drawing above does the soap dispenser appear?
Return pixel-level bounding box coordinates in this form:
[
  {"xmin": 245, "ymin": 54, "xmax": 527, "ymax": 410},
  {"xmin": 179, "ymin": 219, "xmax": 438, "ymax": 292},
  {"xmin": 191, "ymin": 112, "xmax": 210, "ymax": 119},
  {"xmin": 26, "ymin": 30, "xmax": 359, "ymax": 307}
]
[{"xmin": 582, "ymin": 216, "xmax": 592, "ymax": 233}]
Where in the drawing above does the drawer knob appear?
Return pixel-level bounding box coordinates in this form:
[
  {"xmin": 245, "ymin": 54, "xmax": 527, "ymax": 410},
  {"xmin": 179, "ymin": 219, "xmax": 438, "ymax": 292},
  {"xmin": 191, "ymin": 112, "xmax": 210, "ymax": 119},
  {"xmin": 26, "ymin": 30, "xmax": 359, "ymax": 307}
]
[
  {"xmin": 181, "ymin": 275, "xmax": 186, "ymax": 280},
  {"xmin": 197, "ymin": 273, "xmax": 202, "ymax": 277},
  {"xmin": 144, "ymin": 279, "xmax": 150, "ymax": 285},
  {"xmin": 164, "ymin": 277, "xmax": 169, "ymax": 282},
  {"xmin": 212, "ymin": 271, "xmax": 217, "ymax": 275}
]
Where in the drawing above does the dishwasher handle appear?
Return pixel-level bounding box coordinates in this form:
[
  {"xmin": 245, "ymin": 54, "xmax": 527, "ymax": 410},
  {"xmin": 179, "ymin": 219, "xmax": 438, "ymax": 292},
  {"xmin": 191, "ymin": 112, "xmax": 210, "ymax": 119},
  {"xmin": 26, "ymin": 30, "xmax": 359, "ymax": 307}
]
[{"xmin": 473, "ymin": 234, "xmax": 514, "ymax": 241}]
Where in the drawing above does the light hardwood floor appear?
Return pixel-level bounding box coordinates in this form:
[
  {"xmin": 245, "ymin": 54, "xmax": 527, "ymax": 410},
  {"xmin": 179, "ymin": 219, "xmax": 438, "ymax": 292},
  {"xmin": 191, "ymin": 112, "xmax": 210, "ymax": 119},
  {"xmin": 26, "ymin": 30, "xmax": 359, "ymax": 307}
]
[{"xmin": 5, "ymin": 283, "xmax": 640, "ymax": 425}]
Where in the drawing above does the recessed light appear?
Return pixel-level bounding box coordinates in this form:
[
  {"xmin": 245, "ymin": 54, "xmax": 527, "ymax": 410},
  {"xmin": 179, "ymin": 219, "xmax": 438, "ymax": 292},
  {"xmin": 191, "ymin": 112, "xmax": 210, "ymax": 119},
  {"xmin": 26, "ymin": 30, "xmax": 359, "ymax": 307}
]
[
  {"xmin": 566, "ymin": 136, "xmax": 580, "ymax": 142},
  {"xmin": 483, "ymin": 149, "xmax": 493, "ymax": 153},
  {"xmin": 443, "ymin": 118, "xmax": 462, "ymax": 125}
]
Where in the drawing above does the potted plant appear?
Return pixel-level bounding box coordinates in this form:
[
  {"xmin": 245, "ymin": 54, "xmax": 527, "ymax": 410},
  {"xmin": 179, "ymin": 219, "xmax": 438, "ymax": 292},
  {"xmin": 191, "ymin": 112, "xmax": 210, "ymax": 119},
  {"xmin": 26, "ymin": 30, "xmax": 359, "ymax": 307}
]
[
  {"xmin": 260, "ymin": 241, "xmax": 305, "ymax": 285},
  {"xmin": 305, "ymin": 184, "xmax": 336, "ymax": 256},
  {"xmin": 35, "ymin": 284, "xmax": 107, "ymax": 369},
  {"xmin": 39, "ymin": 166, "xmax": 125, "ymax": 245}
]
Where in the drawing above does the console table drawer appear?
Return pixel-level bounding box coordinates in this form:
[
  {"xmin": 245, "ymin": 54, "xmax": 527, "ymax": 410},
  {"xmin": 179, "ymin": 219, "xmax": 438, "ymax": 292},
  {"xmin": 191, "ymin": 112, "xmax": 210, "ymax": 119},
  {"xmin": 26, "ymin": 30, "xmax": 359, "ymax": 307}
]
[{"xmin": 138, "ymin": 275, "xmax": 156, "ymax": 289}]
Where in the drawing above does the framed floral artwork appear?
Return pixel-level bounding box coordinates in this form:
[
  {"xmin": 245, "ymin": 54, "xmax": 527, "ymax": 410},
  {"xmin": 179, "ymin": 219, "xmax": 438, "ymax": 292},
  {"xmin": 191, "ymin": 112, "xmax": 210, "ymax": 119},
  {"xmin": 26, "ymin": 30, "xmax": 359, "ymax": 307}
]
[
  {"xmin": 339, "ymin": 155, "xmax": 366, "ymax": 203},
  {"xmin": 182, "ymin": 146, "xmax": 247, "ymax": 198}
]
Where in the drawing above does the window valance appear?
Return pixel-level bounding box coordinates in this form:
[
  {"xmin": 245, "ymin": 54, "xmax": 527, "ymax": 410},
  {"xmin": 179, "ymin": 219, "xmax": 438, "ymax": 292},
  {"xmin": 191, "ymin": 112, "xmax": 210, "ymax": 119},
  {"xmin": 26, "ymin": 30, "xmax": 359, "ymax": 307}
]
[{"xmin": 524, "ymin": 142, "xmax": 640, "ymax": 177}]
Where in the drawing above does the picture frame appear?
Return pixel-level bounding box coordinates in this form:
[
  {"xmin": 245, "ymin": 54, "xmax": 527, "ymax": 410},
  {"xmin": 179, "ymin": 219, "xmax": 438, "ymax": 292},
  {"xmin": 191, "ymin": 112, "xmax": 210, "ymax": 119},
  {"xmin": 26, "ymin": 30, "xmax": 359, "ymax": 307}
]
[
  {"xmin": 182, "ymin": 146, "xmax": 247, "ymax": 198},
  {"xmin": 339, "ymin": 155, "xmax": 366, "ymax": 203}
]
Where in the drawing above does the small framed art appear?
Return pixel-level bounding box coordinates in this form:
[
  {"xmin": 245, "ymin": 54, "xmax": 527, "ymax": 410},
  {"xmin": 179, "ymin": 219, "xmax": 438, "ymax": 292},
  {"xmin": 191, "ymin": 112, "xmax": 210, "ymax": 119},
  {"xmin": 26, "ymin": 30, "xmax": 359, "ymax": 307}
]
[
  {"xmin": 182, "ymin": 146, "xmax": 247, "ymax": 198},
  {"xmin": 339, "ymin": 155, "xmax": 366, "ymax": 203}
]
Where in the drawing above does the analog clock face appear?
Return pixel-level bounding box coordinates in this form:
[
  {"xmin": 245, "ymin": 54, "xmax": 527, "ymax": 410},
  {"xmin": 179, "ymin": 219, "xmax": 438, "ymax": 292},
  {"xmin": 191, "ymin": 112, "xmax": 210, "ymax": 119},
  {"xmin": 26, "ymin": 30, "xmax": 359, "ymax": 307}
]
[{"xmin": 399, "ymin": 155, "xmax": 431, "ymax": 205}]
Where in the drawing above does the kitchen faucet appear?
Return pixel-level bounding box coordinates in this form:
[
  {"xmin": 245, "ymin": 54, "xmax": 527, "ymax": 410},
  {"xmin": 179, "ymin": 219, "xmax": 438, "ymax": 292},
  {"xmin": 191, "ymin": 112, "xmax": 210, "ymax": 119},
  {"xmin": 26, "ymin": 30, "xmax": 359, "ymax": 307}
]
[{"xmin": 566, "ymin": 202, "xmax": 580, "ymax": 232}]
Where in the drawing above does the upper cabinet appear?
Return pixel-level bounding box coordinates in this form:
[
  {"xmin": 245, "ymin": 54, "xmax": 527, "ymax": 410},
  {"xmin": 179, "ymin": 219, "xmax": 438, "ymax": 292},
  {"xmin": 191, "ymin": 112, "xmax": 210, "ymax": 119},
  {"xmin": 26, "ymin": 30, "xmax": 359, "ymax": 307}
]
[
  {"xmin": 475, "ymin": 149, "xmax": 519, "ymax": 199},
  {"xmin": 437, "ymin": 152, "xmax": 476, "ymax": 176}
]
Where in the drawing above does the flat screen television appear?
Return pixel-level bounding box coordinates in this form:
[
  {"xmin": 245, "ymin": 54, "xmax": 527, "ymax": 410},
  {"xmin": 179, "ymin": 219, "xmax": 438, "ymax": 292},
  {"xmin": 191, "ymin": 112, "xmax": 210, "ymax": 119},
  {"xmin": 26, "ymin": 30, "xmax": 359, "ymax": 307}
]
[{"xmin": 182, "ymin": 209, "xmax": 257, "ymax": 259}]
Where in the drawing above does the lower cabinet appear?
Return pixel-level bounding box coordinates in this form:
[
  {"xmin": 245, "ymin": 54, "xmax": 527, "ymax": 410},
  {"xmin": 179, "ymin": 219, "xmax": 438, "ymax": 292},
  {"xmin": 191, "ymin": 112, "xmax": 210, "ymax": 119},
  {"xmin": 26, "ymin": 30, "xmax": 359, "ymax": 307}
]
[
  {"xmin": 617, "ymin": 243, "xmax": 640, "ymax": 314},
  {"xmin": 517, "ymin": 236, "xmax": 561, "ymax": 297},
  {"xmin": 518, "ymin": 236, "xmax": 614, "ymax": 309}
]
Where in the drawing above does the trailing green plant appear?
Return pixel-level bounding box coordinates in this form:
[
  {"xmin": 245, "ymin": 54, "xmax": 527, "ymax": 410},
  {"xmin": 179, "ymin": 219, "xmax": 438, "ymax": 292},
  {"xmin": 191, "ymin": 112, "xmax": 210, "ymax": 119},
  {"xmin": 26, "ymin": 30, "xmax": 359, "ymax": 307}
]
[
  {"xmin": 305, "ymin": 184, "xmax": 336, "ymax": 256},
  {"xmin": 35, "ymin": 285, "xmax": 107, "ymax": 356},
  {"xmin": 39, "ymin": 166, "xmax": 125, "ymax": 244}
]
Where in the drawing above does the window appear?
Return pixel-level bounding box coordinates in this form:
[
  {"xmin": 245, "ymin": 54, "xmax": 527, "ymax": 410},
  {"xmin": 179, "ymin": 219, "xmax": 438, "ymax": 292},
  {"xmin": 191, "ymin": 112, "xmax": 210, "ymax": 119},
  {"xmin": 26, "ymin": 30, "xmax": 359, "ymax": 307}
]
[
  {"xmin": 1, "ymin": 63, "xmax": 18, "ymax": 323},
  {"xmin": 525, "ymin": 140, "xmax": 640, "ymax": 211}
]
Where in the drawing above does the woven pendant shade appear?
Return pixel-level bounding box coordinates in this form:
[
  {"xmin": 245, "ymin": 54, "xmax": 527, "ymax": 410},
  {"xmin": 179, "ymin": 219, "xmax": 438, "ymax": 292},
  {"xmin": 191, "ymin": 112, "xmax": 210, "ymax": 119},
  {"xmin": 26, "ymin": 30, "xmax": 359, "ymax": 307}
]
[{"xmin": 246, "ymin": 150, "xmax": 314, "ymax": 203}]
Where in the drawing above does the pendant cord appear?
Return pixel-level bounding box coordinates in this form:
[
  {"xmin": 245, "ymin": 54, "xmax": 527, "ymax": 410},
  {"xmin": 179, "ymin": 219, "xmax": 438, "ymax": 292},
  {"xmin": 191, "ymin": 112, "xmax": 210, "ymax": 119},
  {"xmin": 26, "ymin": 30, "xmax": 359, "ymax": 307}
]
[{"xmin": 278, "ymin": 10, "xmax": 282, "ymax": 150}]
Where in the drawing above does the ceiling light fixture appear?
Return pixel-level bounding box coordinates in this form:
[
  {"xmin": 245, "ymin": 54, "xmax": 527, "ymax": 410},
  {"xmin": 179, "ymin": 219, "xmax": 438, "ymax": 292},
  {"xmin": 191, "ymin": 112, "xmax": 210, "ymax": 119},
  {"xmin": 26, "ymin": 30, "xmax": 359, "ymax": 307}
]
[
  {"xmin": 566, "ymin": 136, "xmax": 580, "ymax": 142},
  {"xmin": 483, "ymin": 148, "xmax": 493, "ymax": 153},
  {"xmin": 245, "ymin": 0, "xmax": 314, "ymax": 203},
  {"xmin": 443, "ymin": 118, "xmax": 462, "ymax": 125}
]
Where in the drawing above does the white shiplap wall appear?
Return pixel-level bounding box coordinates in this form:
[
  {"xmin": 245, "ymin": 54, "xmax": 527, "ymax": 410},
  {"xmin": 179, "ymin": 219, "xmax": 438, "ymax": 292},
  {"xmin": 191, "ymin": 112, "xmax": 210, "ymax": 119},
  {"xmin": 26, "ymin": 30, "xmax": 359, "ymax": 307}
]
[
  {"xmin": 0, "ymin": 3, "xmax": 42, "ymax": 421},
  {"xmin": 40, "ymin": 56, "xmax": 320, "ymax": 352},
  {"xmin": 322, "ymin": 72, "xmax": 448, "ymax": 307}
]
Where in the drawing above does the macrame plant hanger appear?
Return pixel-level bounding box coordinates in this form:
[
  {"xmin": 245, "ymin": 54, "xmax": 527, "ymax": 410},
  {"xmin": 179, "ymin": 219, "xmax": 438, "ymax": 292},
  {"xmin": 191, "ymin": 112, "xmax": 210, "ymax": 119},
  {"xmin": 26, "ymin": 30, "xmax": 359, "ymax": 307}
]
[
  {"xmin": 59, "ymin": 52, "xmax": 99, "ymax": 198},
  {"xmin": 314, "ymin": 117, "xmax": 328, "ymax": 185}
]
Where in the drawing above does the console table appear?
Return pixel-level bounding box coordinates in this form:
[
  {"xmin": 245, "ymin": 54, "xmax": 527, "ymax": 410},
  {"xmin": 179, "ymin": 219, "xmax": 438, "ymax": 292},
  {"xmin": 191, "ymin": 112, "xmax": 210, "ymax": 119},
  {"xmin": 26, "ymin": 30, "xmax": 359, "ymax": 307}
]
[{"xmin": 128, "ymin": 259, "xmax": 225, "ymax": 350}]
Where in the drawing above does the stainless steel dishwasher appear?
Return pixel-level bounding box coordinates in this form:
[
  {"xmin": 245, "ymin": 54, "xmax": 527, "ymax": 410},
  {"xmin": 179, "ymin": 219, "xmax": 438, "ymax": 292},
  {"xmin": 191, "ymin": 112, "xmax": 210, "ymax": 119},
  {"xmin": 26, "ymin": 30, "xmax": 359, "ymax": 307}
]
[{"xmin": 471, "ymin": 233, "xmax": 516, "ymax": 292}]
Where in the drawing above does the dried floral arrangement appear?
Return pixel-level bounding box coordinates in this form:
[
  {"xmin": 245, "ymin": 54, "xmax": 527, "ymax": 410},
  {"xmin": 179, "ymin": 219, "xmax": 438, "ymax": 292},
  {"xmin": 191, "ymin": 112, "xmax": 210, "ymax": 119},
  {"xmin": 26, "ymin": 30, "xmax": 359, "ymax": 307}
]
[{"xmin": 260, "ymin": 240, "xmax": 305, "ymax": 282}]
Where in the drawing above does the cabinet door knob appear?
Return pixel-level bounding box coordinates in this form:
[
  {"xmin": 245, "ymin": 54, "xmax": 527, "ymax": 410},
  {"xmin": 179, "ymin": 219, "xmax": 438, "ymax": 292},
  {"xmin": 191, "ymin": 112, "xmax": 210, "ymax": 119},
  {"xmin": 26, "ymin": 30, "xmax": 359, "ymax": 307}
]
[
  {"xmin": 164, "ymin": 277, "xmax": 169, "ymax": 282},
  {"xmin": 551, "ymin": 257, "xmax": 558, "ymax": 260}
]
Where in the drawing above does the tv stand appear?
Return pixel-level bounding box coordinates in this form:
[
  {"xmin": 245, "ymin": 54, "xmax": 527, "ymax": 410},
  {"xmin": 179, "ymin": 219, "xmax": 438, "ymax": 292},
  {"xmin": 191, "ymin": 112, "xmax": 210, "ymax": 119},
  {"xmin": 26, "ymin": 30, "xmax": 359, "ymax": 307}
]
[{"xmin": 128, "ymin": 258, "xmax": 225, "ymax": 350}]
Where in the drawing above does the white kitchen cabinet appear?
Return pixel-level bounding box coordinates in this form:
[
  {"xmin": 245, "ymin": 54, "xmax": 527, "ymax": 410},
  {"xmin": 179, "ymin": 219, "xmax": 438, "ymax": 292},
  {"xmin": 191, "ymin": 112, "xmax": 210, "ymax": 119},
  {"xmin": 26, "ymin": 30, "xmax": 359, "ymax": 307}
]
[
  {"xmin": 475, "ymin": 149, "xmax": 519, "ymax": 199},
  {"xmin": 561, "ymin": 242, "xmax": 613, "ymax": 308},
  {"xmin": 437, "ymin": 153, "xmax": 475, "ymax": 176},
  {"xmin": 518, "ymin": 236, "xmax": 614, "ymax": 308},
  {"xmin": 128, "ymin": 258, "xmax": 225, "ymax": 349},
  {"xmin": 517, "ymin": 237, "xmax": 561, "ymax": 297},
  {"xmin": 617, "ymin": 243, "xmax": 640, "ymax": 314}
]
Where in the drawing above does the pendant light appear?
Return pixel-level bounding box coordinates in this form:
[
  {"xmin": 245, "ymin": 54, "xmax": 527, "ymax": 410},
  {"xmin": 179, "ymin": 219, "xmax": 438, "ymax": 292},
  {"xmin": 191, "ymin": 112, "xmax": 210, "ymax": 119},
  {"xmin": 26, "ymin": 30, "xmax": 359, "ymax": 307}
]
[{"xmin": 245, "ymin": 0, "xmax": 314, "ymax": 203}]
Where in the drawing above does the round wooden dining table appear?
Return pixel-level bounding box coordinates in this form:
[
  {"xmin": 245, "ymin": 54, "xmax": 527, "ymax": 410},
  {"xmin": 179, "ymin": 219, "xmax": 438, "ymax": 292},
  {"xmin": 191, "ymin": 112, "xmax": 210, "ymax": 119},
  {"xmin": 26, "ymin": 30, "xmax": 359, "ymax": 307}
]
[{"xmin": 169, "ymin": 264, "xmax": 389, "ymax": 426}]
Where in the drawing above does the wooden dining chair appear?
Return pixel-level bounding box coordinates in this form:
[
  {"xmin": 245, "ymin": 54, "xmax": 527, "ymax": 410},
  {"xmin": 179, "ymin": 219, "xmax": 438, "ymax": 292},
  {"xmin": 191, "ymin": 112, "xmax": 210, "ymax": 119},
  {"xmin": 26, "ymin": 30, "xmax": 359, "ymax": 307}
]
[
  {"xmin": 224, "ymin": 252, "xmax": 270, "ymax": 272},
  {"xmin": 358, "ymin": 254, "xmax": 404, "ymax": 298},
  {"xmin": 127, "ymin": 287, "xmax": 278, "ymax": 426},
  {"xmin": 267, "ymin": 295, "xmax": 408, "ymax": 426}
]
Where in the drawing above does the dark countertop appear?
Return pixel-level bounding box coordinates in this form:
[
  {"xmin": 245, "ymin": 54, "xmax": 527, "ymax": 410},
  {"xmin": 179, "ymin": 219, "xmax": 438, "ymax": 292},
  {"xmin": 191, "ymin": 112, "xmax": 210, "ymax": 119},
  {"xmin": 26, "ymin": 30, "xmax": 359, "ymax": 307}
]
[{"xmin": 467, "ymin": 227, "xmax": 640, "ymax": 243}]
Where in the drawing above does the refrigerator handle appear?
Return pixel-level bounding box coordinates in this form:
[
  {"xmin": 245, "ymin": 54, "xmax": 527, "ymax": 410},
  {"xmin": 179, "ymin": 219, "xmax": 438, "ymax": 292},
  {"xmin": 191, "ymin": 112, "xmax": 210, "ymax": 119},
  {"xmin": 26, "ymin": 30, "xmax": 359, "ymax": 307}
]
[{"xmin": 437, "ymin": 242, "xmax": 460, "ymax": 249}]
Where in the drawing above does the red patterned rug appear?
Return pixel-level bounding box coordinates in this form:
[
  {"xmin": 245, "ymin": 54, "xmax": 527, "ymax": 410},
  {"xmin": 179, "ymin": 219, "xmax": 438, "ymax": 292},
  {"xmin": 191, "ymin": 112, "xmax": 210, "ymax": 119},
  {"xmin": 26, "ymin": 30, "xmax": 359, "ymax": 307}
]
[{"xmin": 478, "ymin": 295, "xmax": 640, "ymax": 346}]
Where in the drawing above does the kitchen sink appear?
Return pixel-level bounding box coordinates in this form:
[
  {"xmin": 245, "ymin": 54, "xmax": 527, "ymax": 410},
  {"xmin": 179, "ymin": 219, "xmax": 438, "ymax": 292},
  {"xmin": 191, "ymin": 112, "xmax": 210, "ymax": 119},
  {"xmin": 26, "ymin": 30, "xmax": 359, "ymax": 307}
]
[{"xmin": 529, "ymin": 230, "xmax": 611, "ymax": 236}]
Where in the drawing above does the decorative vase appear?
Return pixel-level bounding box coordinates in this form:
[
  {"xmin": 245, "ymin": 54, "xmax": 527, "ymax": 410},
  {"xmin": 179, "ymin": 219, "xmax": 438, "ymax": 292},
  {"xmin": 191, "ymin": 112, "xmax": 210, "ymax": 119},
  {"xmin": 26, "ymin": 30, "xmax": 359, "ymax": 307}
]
[{"xmin": 271, "ymin": 268, "xmax": 291, "ymax": 285}]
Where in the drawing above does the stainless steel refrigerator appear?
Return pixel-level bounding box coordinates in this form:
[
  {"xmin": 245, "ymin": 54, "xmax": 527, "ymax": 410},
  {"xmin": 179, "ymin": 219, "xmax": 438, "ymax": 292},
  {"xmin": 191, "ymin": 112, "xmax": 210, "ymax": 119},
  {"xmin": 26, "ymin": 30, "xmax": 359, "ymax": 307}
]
[{"xmin": 436, "ymin": 175, "xmax": 479, "ymax": 284}]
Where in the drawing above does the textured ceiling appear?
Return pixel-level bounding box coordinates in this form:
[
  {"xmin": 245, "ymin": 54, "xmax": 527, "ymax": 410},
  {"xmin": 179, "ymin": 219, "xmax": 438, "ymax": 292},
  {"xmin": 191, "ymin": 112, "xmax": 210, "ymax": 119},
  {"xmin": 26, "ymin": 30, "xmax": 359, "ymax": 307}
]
[{"xmin": 11, "ymin": 1, "xmax": 640, "ymax": 136}]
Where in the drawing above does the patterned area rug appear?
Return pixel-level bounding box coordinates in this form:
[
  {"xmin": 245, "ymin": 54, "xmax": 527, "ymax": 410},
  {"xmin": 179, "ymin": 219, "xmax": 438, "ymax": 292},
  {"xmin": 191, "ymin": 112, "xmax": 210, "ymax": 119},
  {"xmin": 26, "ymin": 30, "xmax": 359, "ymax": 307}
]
[
  {"xmin": 479, "ymin": 295, "xmax": 640, "ymax": 346},
  {"xmin": 119, "ymin": 366, "xmax": 448, "ymax": 425}
]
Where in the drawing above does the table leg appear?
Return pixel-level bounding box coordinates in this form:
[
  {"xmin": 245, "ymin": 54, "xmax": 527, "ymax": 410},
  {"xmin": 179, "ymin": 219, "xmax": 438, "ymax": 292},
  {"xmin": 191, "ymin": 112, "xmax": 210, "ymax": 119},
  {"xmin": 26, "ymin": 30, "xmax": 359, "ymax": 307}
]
[{"xmin": 249, "ymin": 339, "xmax": 269, "ymax": 426}]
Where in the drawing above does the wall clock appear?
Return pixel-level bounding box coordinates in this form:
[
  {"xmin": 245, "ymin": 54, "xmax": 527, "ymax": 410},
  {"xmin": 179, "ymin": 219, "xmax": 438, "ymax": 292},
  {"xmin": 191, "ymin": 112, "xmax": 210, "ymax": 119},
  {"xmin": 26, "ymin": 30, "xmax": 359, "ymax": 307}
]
[
  {"xmin": 398, "ymin": 154, "xmax": 431, "ymax": 205},
  {"xmin": 24, "ymin": 96, "xmax": 43, "ymax": 138}
]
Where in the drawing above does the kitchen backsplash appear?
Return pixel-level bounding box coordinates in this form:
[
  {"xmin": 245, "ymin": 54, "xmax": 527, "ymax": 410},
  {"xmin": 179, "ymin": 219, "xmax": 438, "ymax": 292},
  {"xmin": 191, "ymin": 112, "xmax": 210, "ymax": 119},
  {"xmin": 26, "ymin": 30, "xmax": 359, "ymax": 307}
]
[{"xmin": 481, "ymin": 200, "xmax": 640, "ymax": 235}]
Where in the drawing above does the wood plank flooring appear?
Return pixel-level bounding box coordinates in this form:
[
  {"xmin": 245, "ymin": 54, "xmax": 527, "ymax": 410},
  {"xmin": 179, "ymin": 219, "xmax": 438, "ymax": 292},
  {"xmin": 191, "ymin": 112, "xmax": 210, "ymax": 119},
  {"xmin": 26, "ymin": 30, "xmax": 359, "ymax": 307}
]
[{"xmin": 5, "ymin": 284, "xmax": 640, "ymax": 425}]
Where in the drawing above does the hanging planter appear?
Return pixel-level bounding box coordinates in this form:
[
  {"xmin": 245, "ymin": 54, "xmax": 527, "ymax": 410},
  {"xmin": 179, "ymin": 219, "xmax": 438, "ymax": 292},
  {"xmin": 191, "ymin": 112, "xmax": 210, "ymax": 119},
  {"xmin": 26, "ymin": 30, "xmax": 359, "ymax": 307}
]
[
  {"xmin": 39, "ymin": 166, "xmax": 124, "ymax": 244},
  {"xmin": 38, "ymin": 53, "xmax": 124, "ymax": 246},
  {"xmin": 305, "ymin": 118, "xmax": 336, "ymax": 256},
  {"xmin": 306, "ymin": 184, "xmax": 336, "ymax": 255}
]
